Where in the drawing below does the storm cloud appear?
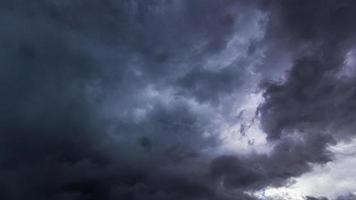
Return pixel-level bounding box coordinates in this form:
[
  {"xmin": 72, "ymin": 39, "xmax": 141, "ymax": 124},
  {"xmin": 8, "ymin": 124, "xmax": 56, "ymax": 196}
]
[{"xmin": 1, "ymin": 0, "xmax": 356, "ymax": 200}]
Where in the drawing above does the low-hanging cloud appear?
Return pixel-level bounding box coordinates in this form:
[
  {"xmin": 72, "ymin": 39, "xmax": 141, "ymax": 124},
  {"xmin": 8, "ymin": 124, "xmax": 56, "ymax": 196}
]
[{"xmin": 1, "ymin": 0, "xmax": 356, "ymax": 200}]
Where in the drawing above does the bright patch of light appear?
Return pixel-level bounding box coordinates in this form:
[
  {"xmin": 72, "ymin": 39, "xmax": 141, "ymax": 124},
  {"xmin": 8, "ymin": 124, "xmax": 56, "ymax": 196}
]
[
  {"xmin": 219, "ymin": 92, "xmax": 271, "ymax": 154},
  {"xmin": 253, "ymin": 138, "xmax": 356, "ymax": 199},
  {"xmin": 338, "ymin": 49, "xmax": 356, "ymax": 79},
  {"xmin": 254, "ymin": 186, "xmax": 305, "ymax": 200}
]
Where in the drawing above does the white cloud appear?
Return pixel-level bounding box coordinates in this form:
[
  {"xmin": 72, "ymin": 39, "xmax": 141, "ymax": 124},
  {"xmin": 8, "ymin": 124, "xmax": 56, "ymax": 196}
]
[{"xmin": 254, "ymin": 138, "xmax": 356, "ymax": 199}]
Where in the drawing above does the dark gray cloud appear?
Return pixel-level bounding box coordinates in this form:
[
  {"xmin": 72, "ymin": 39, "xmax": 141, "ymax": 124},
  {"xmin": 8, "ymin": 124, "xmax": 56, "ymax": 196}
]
[
  {"xmin": 211, "ymin": 0, "xmax": 356, "ymax": 197},
  {"xmin": 2, "ymin": 0, "xmax": 356, "ymax": 199},
  {"xmin": 259, "ymin": 0, "xmax": 356, "ymax": 143},
  {"xmin": 335, "ymin": 194, "xmax": 356, "ymax": 200},
  {"xmin": 175, "ymin": 66, "xmax": 246, "ymax": 103},
  {"xmin": 257, "ymin": 0, "xmax": 356, "ymax": 196},
  {"xmin": 210, "ymin": 132, "xmax": 335, "ymax": 194},
  {"xmin": 0, "ymin": 0, "xmax": 261, "ymax": 199},
  {"xmin": 305, "ymin": 197, "xmax": 328, "ymax": 200}
]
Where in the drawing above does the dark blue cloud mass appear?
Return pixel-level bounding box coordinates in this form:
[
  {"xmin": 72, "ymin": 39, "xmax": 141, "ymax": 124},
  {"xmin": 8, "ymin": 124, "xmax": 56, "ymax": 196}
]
[{"xmin": 1, "ymin": 0, "xmax": 356, "ymax": 200}]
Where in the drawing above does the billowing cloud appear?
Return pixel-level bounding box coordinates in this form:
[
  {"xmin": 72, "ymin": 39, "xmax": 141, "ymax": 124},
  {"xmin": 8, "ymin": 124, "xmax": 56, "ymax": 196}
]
[{"xmin": 1, "ymin": 0, "xmax": 356, "ymax": 200}]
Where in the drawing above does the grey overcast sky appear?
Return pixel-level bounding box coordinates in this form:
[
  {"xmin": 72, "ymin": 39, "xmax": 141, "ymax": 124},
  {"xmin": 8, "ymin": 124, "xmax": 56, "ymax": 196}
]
[{"xmin": 1, "ymin": 0, "xmax": 356, "ymax": 200}]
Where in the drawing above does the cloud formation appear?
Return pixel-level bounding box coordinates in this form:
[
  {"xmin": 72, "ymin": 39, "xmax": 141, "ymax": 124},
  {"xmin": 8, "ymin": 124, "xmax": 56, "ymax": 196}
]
[{"xmin": 1, "ymin": 0, "xmax": 356, "ymax": 200}]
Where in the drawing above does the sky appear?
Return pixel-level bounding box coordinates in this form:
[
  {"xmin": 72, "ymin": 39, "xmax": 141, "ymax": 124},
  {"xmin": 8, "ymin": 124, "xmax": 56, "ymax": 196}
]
[{"xmin": 1, "ymin": 0, "xmax": 356, "ymax": 200}]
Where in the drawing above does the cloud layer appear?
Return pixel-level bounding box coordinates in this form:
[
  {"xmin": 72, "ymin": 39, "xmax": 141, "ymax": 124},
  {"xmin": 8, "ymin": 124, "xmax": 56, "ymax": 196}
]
[{"xmin": 1, "ymin": 0, "xmax": 356, "ymax": 200}]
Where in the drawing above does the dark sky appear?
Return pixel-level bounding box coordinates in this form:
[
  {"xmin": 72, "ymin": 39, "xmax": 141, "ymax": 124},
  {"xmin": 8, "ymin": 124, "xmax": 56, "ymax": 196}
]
[{"xmin": 1, "ymin": 0, "xmax": 356, "ymax": 200}]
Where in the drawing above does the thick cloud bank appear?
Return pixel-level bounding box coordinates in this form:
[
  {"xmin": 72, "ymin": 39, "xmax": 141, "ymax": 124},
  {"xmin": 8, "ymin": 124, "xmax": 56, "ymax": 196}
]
[{"xmin": 1, "ymin": 0, "xmax": 356, "ymax": 200}]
